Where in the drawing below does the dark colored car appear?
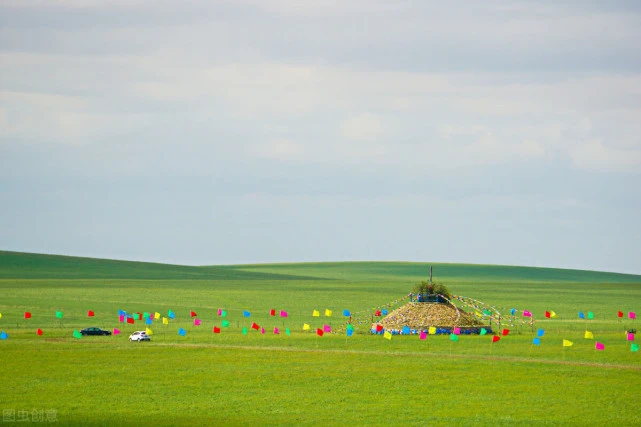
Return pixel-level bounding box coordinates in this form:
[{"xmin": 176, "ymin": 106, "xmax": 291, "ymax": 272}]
[{"xmin": 80, "ymin": 327, "xmax": 111, "ymax": 336}]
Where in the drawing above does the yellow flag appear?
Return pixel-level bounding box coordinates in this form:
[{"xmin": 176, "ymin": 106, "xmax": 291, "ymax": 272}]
[
  {"xmin": 475, "ymin": 311, "xmax": 482, "ymax": 318},
  {"xmin": 162, "ymin": 317, "xmax": 168, "ymax": 325},
  {"xmin": 312, "ymin": 310, "xmax": 320, "ymax": 317},
  {"xmin": 384, "ymin": 331, "xmax": 392, "ymax": 340},
  {"xmin": 145, "ymin": 327, "xmax": 153, "ymax": 335},
  {"xmin": 550, "ymin": 311, "xmax": 557, "ymax": 318},
  {"xmin": 584, "ymin": 331, "xmax": 594, "ymax": 339},
  {"xmin": 325, "ymin": 309, "xmax": 332, "ymax": 317},
  {"xmin": 563, "ymin": 339, "xmax": 573, "ymax": 347},
  {"xmin": 428, "ymin": 326, "xmax": 436, "ymax": 335},
  {"xmin": 303, "ymin": 323, "xmax": 310, "ymax": 331},
  {"xmin": 154, "ymin": 312, "xmax": 160, "ymax": 320},
  {"xmin": 0, "ymin": 313, "xmax": 2, "ymax": 319}
]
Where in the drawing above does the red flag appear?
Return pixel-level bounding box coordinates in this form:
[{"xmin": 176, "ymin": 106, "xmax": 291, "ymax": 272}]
[
  {"xmin": 545, "ymin": 311, "xmax": 551, "ymax": 318},
  {"xmin": 270, "ymin": 309, "xmax": 276, "ymax": 316},
  {"xmin": 251, "ymin": 322, "xmax": 260, "ymax": 330},
  {"xmin": 375, "ymin": 310, "xmax": 381, "ymax": 316},
  {"xmin": 316, "ymin": 328, "xmax": 324, "ymax": 337},
  {"xmin": 87, "ymin": 310, "xmax": 95, "ymax": 317},
  {"xmin": 213, "ymin": 327, "xmax": 221, "ymax": 334},
  {"xmin": 190, "ymin": 311, "xmax": 197, "ymax": 317},
  {"xmin": 618, "ymin": 311, "xmax": 624, "ymax": 318},
  {"xmin": 136, "ymin": 313, "xmax": 142, "ymax": 320},
  {"xmin": 375, "ymin": 324, "xmax": 383, "ymax": 332},
  {"xmin": 36, "ymin": 328, "xmax": 43, "ymax": 336},
  {"xmin": 127, "ymin": 317, "xmax": 134, "ymax": 324},
  {"xmin": 492, "ymin": 336, "xmax": 500, "ymax": 343},
  {"xmin": 24, "ymin": 312, "xmax": 31, "ymax": 319},
  {"xmin": 501, "ymin": 329, "xmax": 510, "ymax": 336}
]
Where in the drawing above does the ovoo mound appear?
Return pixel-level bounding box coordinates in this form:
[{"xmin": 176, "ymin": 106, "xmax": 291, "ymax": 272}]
[{"xmin": 375, "ymin": 302, "xmax": 485, "ymax": 330}]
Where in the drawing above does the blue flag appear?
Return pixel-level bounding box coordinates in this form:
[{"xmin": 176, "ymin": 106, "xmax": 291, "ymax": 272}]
[
  {"xmin": 168, "ymin": 310, "xmax": 175, "ymax": 319},
  {"xmin": 0, "ymin": 331, "xmax": 7, "ymax": 340},
  {"xmin": 346, "ymin": 328, "xmax": 354, "ymax": 337},
  {"xmin": 145, "ymin": 318, "xmax": 152, "ymax": 325},
  {"xmin": 243, "ymin": 311, "xmax": 251, "ymax": 317},
  {"xmin": 178, "ymin": 328, "xmax": 187, "ymax": 336},
  {"xmin": 118, "ymin": 310, "xmax": 126, "ymax": 316},
  {"xmin": 343, "ymin": 309, "xmax": 351, "ymax": 317},
  {"xmin": 510, "ymin": 308, "xmax": 516, "ymax": 315},
  {"xmin": 537, "ymin": 329, "xmax": 545, "ymax": 337},
  {"xmin": 533, "ymin": 337, "xmax": 541, "ymax": 346},
  {"xmin": 402, "ymin": 326, "xmax": 411, "ymax": 334},
  {"xmin": 578, "ymin": 311, "xmax": 585, "ymax": 319},
  {"xmin": 382, "ymin": 309, "xmax": 388, "ymax": 315}
]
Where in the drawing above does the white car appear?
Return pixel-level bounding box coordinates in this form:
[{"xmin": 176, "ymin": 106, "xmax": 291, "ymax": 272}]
[{"xmin": 129, "ymin": 331, "xmax": 151, "ymax": 342}]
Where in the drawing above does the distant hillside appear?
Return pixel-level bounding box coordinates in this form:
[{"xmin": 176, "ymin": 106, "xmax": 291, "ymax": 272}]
[
  {"xmin": 231, "ymin": 261, "xmax": 641, "ymax": 284},
  {"xmin": 1, "ymin": 250, "xmax": 640, "ymax": 284},
  {"xmin": 0, "ymin": 251, "xmax": 324, "ymax": 281}
]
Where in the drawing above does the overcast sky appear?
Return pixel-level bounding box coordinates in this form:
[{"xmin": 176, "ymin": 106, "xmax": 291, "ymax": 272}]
[{"xmin": 1, "ymin": 0, "xmax": 640, "ymax": 274}]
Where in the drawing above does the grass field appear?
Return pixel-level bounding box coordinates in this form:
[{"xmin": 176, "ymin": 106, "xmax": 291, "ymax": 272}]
[{"xmin": 1, "ymin": 250, "xmax": 640, "ymax": 426}]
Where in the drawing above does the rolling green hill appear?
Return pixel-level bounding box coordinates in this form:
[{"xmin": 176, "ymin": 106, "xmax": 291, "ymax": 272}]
[
  {"xmin": 1, "ymin": 250, "xmax": 639, "ymax": 284},
  {"xmin": 0, "ymin": 250, "xmax": 322, "ymax": 281},
  {"xmin": 1, "ymin": 250, "xmax": 640, "ymax": 425}
]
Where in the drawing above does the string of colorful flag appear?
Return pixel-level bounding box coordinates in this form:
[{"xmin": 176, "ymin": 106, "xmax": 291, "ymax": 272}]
[{"xmin": 0, "ymin": 304, "xmax": 638, "ymax": 352}]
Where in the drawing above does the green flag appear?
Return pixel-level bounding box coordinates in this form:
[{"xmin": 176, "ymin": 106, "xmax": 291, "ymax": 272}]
[
  {"xmin": 72, "ymin": 330, "xmax": 82, "ymax": 339},
  {"xmin": 483, "ymin": 309, "xmax": 491, "ymax": 316},
  {"xmin": 480, "ymin": 328, "xmax": 487, "ymax": 335},
  {"xmin": 221, "ymin": 320, "xmax": 230, "ymax": 327},
  {"xmin": 450, "ymin": 333, "xmax": 459, "ymax": 342},
  {"xmin": 587, "ymin": 312, "xmax": 594, "ymax": 319},
  {"xmin": 242, "ymin": 327, "xmax": 248, "ymax": 335},
  {"xmin": 286, "ymin": 328, "xmax": 291, "ymax": 336},
  {"xmin": 55, "ymin": 311, "xmax": 63, "ymax": 319},
  {"xmin": 632, "ymin": 344, "xmax": 639, "ymax": 352},
  {"xmin": 143, "ymin": 312, "xmax": 150, "ymax": 319},
  {"xmin": 221, "ymin": 310, "xmax": 227, "ymax": 317}
]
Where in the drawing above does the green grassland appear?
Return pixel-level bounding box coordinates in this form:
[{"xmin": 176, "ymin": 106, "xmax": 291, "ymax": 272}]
[{"xmin": 1, "ymin": 250, "xmax": 640, "ymax": 426}]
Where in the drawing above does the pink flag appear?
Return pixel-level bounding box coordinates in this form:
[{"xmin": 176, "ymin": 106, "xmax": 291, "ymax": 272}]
[
  {"xmin": 193, "ymin": 319, "xmax": 201, "ymax": 326},
  {"xmin": 119, "ymin": 315, "xmax": 124, "ymax": 323},
  {"xmin": 217, "ymin": 309, "xmax": 222, "ymax": 316},
  {"xmin": 419, "ymin": 331, "xmax": 427, "ymax": 340},
  {"xmin": 113, "ymin": 328, "xmax": 121, "ymax": 335},
  {"xmin": 595, "ymin": 342, "xmax": 605, "ymax": 351},
  {"xmin": 261, "ymin": 327, "xmax": 265, "ymax": 334},
  {"xmin": 453, "ymin": 327, "xmax": 461, "ymax": 335},
  {"xmin": 523, "ymin": 310, "xmax": 532, "ymax": 317},
  {"xmin": 323, "ymin": 324, "xmax": 331, "ymax": 333},
  {"xmin": 628, "ymin": 333, "xmax": 635, "ymax": 341},
  {"xmin": 630, "ymin": 312, "xmax": 637, "ymax": 320},
  {"xmin": 280, "ymin": 310, "xmax": 288, "ymax": 318},
  {"xmin": 273, "ymin": 327, "xmax": 280, "ymax": 334}
]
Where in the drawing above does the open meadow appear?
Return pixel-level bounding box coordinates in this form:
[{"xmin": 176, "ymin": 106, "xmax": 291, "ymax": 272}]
[{"xmin": 1, "ymin": 251, "xmax": 640, "ymax": 426}]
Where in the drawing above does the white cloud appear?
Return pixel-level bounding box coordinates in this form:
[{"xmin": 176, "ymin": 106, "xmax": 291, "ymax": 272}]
[
  {"xmin": 340, "ymin": 114, "xmax": 384, "ymax": 142},
  {"xmin": 569, "ymin": 139, "xmax": 641, "ymax": 172}
]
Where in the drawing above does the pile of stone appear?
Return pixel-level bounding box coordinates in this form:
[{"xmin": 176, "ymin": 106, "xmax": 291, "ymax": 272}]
[{"xmin": 376, "ymin": 302, "xmax": 484, "ymax": 330}]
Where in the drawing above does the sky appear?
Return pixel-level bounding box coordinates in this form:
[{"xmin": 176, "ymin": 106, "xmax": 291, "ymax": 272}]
[{"xmin": 1, "ymin": 0, "xmax": 640, "ymax": 274}]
